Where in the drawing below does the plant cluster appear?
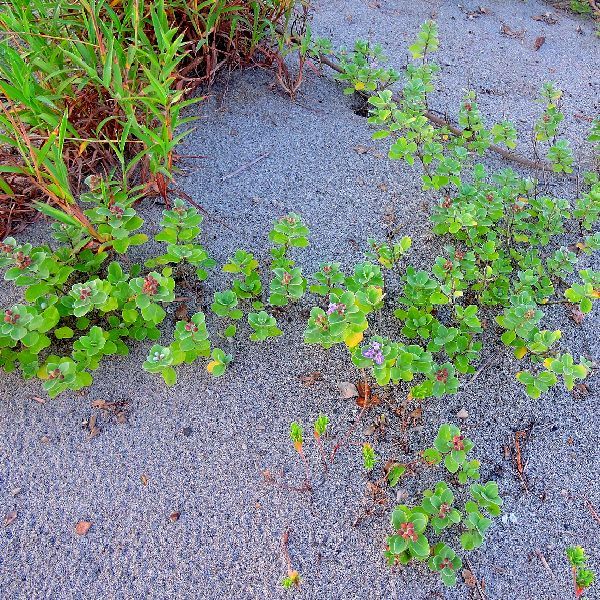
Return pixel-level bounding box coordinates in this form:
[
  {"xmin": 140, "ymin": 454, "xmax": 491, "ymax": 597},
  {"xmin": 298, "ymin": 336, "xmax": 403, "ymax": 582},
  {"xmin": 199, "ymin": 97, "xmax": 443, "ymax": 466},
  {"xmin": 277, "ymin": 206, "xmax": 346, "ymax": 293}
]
[
  {"xmin": 315, "ymin": 21, "xmax": 599, "ymax": 400},
  {"xmin": 278, "ymin": 418, "xmax": 501, "ymax": 588},
  {"xmin": 383, "ymin": 424, "xmax": 501, "ymax": 587},
  {"xmin": 0, "ymin": 183, "xmax": 219, "ymax": 395}
]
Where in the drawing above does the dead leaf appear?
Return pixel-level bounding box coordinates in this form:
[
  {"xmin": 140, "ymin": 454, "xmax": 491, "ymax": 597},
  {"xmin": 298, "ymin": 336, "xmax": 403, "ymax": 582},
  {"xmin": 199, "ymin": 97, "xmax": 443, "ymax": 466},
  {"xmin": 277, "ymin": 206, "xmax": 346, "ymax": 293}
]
[
  {"xmin": 353, "ymin": 145, "xmax": 369, "ymax": 155},
  {"xmin": 569, "ymin": 306, "xmax": 585, "ymax": 325},
  {"xmin": 174, "ymin": 303, "xmax": 189, "ymax": 321},
  {"xmin": 464, "ymin": 6, "xmax": 490, "ymax": 19},
  {"xmin": 573, "ymin": 383, "xmax": 589, "ymax": 398},
  {"xmin": 169, "ymin": 511, "xmax": 180, "ymax": 522},
  {"xmin": 357, "ymin": 394, "xmax": 380, "ymax": 408},
  {"xmin": 31, "ymin": 396, "xmax": 46, "ymax": 404},
  {"xmin": 300, "ymin": 372, "xmax": 323, "ymax": 386},
  {"xmin": 533, "ymin": 12, "xmax": 558, "ymax": 25},
  {"xmin": 356, "ymin": 380, "xmax": 380, "ymax": 408},
  {"xmin": 338, "ymin": 381, "xmax": 359, "ymax": 398},
  {"xmin": 408, "ymin": 406, "xmax": 422, "ymax": 425},
  {"xmin": 574, "ymin": 113, "xmax": 595, "ymax": 123},
  {"xmin": 462, "ymin": 568, "xmax": 477, "ymax": 588},
  {"xmin": 3, "ymin": 511, "xmax": 17, "ymax": 527},
  {"xmin": 500, "ymin": 23, "xmax": 525, "ymax": 39},
  {"xmin": 75, "ymin": 521, "xmax": 92, "ymax": 536},
  {"xmin": 534, "ymin": 36, "xmax": 545, "ymax": 51},
  {"xmin": 88, "ymin": 414, "xmax": 100, "ymax": 439},
  {"xmin": 140, "ymin": 474, "xmax": 149, "ymax": 486}
]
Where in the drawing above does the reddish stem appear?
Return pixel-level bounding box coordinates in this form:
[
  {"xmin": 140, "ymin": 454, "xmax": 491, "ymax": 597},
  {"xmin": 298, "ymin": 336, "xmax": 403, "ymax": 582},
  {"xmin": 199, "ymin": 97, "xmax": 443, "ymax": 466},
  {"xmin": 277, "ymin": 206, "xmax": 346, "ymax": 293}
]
[{"xmin": 330, "ymin": 406, "xmax": 367, "ymax": 465}]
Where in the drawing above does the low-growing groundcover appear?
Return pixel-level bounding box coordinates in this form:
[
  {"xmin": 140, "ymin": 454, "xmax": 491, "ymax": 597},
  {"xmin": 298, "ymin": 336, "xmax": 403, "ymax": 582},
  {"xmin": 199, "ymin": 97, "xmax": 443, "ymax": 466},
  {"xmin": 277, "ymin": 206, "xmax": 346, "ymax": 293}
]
[{"xmin": 1, "ymin": 8, "xmax": 599, "ymax": 600}]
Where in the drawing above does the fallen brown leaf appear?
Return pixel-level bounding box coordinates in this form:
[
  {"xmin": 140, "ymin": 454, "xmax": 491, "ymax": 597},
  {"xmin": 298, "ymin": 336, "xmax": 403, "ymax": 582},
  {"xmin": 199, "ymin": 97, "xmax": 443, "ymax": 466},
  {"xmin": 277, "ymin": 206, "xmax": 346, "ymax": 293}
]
[
  {"xmin": 532, "ymin": 12, "xmax": 558, "ymax": 25},
  {"xmin": 300, "ymin": 372, "xmax": 323, "ymax": 386},
  {"xmin": 140, "ymin": 474, "xmax": 149, "ymax": 486},
  {"xmin": 75, "ymin": 521, "xmax": 92, "ymax": 536},
  {"xmin": 174, "ymin": 303, "xmax": 189, "ymax": 321},
  {"xmin": 356, "ymin": 394, "xmax": 380, "ymax": 408},
  {"xmin": 462, "ymin": 568, "xmax": 477, "ymax": 588},
  {"xmin": 410, "ymin": 405, "xmax": 423, "ymax": 419},
  {"xmin": 3, "ymin": 511, "xmax": 17, "ymax": 527},
  {"xmin": 31, "ymin": 396, "xmax": 46, "ymax": 404},
  {"xmin": 357, "ymin": 380, "xmax": 371, "ymax": 399},
  {"xmin": 464, "ymin": 6, "xmax": 490, "ymax": 19},
  {"xmin": 569, "ymin": 306, "xmax": 585, "ymax": 325},
  {"xmin": 573, "ymin": 383, "xmax": 590, "ymax": 398},
  {"xmin": 501, "ymin": 23, "xmax": 526, "ymax": 39},
  {"xmin": 353, "ymin": 145, "xmax": 369, "ymax": 155},
  {"xmin": 169, "ymin": 511, "xmax": 180, "ymax": 522},
  {"xmin": 534, "ymin": 36, "xmax": 545, "ymax": 51},
  {"xmin": 88, "ymin": 414, "xmax": 100, "ymax": 439}
]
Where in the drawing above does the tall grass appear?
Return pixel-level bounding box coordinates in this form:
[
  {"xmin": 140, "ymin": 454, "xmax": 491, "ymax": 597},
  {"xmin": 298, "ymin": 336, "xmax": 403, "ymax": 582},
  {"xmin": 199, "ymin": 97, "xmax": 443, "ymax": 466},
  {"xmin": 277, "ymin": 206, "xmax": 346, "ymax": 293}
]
[{"xmin": 0, "ymin": 0, "xmax": 307, "ymax": 236}]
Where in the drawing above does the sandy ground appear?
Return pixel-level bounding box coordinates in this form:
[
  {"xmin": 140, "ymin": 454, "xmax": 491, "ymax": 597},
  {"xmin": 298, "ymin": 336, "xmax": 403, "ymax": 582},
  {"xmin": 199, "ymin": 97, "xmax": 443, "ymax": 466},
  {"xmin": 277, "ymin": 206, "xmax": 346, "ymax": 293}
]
[{"xmin": 1, "ymin": 1, "xmax": 599, "ymax": 599}]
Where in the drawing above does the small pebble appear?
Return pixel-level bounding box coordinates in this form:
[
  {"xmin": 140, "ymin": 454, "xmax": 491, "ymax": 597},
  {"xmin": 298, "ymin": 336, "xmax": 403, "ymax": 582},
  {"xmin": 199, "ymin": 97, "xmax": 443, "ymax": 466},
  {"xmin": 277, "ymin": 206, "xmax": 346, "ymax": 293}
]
[{"xmin": 457, "ymin": 408, "xmax": 469, "ymax": 419}]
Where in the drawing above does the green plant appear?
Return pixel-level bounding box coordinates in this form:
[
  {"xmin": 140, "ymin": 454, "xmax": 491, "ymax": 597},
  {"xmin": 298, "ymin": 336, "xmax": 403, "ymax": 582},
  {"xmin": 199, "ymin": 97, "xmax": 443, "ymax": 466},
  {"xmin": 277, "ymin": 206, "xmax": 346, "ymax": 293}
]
[
  {"xmin": 281, "ymin": 570, "xmax": 301, "ymax": 590},
  {"xmin": 422, "ymin": 424, "xmax": 480, "ymax": 483},
  {"xmin": 385, "ymin": 424, "xmax": 501, "ymax": 587},
  {"xmin": 310, "ymin": 262, "xmax": 345, "ymax": 296},
  {"xmin": 362, "ymin": 442, "xmax": 377, "ymax": 471},
  {"xmin": 248, "ymin": 311, "xmax": 282, "ymax": 342},
  {"xmin": 320, "ymin": 21, "xmax": 598, "ymax": 402},
  {"xmin": 336, "ymin": 40, "xmax": 399, "ymax": 95},
  {"xmin": 224, "ymin": 250, "xmax": 262, "ymax": 301},
  {"xmin": 146, "ymin": 199, "xmax": 215, "ymax": 280},
  {"xmin": 567, "ymin": 546, "xmax": 596, "ymax": 598},
  {"xmin": 269, "ymin": 267, "xmax": 307, "ymax": 306}
]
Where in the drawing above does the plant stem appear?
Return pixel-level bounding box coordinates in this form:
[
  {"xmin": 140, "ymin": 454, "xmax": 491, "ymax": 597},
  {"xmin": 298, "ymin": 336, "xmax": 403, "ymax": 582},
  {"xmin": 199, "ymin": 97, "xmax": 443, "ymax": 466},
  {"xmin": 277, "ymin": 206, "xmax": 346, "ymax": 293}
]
[{"xmin": 330, "ymin": 405, "xmax": 367, "ymax": 465}]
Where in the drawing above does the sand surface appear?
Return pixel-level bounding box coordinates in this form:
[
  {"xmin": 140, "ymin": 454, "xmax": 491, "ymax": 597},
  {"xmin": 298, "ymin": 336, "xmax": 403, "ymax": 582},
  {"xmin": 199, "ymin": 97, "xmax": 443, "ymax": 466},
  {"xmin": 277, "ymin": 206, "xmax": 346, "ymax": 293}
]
[{"xmin": 1, "ymin": 1, "xmax": 599, "ymax": 599}]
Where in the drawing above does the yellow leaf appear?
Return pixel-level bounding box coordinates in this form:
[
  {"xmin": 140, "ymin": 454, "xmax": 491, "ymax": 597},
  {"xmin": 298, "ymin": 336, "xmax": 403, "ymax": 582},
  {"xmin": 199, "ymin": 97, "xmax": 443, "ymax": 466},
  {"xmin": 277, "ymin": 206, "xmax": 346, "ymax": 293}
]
[
  {"xmin": 592, "ymin": 289, "xmax": 600, "ymax": 298},
  {"xmin": 355, "ymin": 81, "xmax": 366, "ymax": 91},
  {"xmin": 377, "ymin": 257, "xmax": 390, "ymax": 267},
  {"xmin": 407, "ymin": 390, "xmax": 414, "ymax": 401},
  {"xmin": 344, "ymin": 330, "xmax": 364, "ymax": 348},
  {"xmin": 514, "ymin": 346, "xmax": 527, "ymax": 360},
  {"xmin": 206, "ymin": 360, "xmax": 219, "ymax": 374},
  {"xmin": 454, "ymin": 290, "xmax": 463, "ymax": 298},
  {"xmin": 37, "ymin": 365, "xmax": 49, "ymax": 380},
  {"xmin": 78, "ymin": 141, "xmax": 89, "ymax": 155},
  {"xmin": 543, "ymin": 358, "xmax": 553, "ymax": 369}
]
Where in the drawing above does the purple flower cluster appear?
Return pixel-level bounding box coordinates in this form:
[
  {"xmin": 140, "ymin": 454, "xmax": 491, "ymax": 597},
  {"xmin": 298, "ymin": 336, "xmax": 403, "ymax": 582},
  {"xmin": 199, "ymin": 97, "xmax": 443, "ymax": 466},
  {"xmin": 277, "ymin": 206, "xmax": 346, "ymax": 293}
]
[
  {"xmin": 362, "ymin": 341, "xmax": 384, "ymax": 365},
  {"xmin": 327, "ymin": 302, "xmax": 346, "ymax": 316}
]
